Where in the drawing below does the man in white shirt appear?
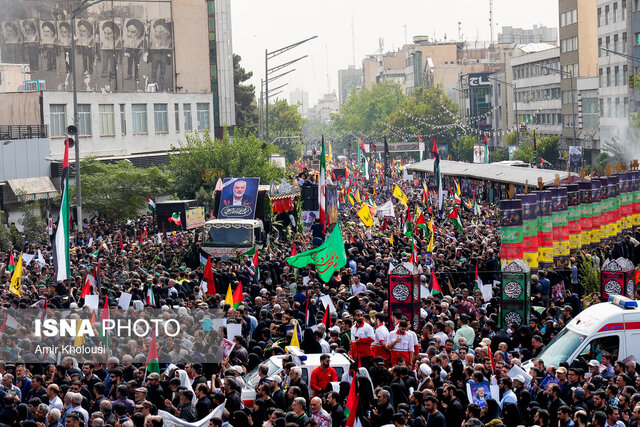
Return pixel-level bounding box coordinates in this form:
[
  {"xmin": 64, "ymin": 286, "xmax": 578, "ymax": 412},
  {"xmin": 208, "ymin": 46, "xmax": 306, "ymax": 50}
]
[
  {"xmin": 386, "ymin": 320, "xmax": 415, "ymax": 367},
  {"xmin": 372, "ymin": 313, "xmax": 390, "ymax": 366},
  {"xmin": 350, "ymin": 310, "xmax": 375, "ymax": 367},
  {"xmin": 47, "ymin": 384, "xmax": 63, "ymax": 411},
  {"xmin": 350, "ymin": 276, "xmax": 366, "ymax": 295}
]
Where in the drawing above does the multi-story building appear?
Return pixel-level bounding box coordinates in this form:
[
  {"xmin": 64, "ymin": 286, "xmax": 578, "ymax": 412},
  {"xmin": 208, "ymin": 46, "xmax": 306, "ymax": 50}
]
[
  {"xmin": 508, "ymin": 43, "xmax": 562, "ymax": 138},
  {"xmin": 0, "ymin": 0, "xmax": 235, "ymax": 169},
  {"xmin": 558, "ymin": 0, "xmax": 599, "ymax": 163},
  {"xmin": 337, "ymin": 65, "xmax": 362, "ymax": 105},
  {"xmin": 598, "ymin": 0, "xmax": 635, "ymax": 148},
  {"xmin": 290, "ymin": 88, "xmax": 309, "ymax": 118},
  {"xmin": 308, "ymin": 92, "xmax": 339, "ymax": 124},
  {"xmin": 498, "ymin": 25, "xmax": 558, "ymax": 44}
]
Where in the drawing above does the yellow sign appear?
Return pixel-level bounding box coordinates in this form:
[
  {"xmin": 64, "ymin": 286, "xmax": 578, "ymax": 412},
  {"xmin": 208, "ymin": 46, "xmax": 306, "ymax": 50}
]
[
  {"xmin": 185, "ymin": 207, "xmax": 205, "ymax": 230},
  {"xmin": 393, "ymin": 186, "xmax": 408, "ymax": 206},
  {"xmin": 357, "ymin": 204, "xmax": 374, "ymax": 227}
]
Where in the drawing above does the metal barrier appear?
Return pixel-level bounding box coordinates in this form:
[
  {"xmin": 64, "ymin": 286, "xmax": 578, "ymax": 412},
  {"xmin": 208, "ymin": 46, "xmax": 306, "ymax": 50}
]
[{"xmin": 0, "ymin": 125, "xmax": 48, "ymax": 140}]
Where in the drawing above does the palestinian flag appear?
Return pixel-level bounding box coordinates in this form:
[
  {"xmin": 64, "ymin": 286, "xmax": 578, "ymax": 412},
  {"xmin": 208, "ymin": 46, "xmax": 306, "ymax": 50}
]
[
  {"xmin": 147, "ymin": 197, "xmax": 156, "ymax": 212},
  {"xmin": 80, "ymin": 274, "xmax": 95, "ymax": 298},
  {"xmin": 7, "ymin": 251, "xmax": 14, "ymax": 273},
  {"xmin": 433, "ymin": 137, "xmax": 443, "ymax": 211},
  {"xmin": 146, "ymin": 334, "xmax": 160, "ymax": 374},
  {"xmin": 448, "ymin": 207, "xmax": 463, "ymax": 232},
  {"xmin": 403, "ymin": 209, "xmax": 414, "ymax": 237},
  {"xmin": 358, "ymin": 138, "xmax": 366, "ymax": 152},
  {"xmin": 474, "ymin": 264, "xmax": 483, "ymax": 291},
  {"xmin": 54, "ymin": 137, "xmax": 71, "ymax": 282},
  {"xmin": 232, "ymin": 283, "xmax": 243, "ymax": 308},
  {"xmin": 453, "ymin": 192, "xmax": 461, "ymax": 204},
  {"xmin": 344, "ymin": 370, "xmax": 358, "ymax": 421},
  {"xmin": 322, "ymin": 304, "xmax": 331, "ymax": 329},
  {"xmin": 415, "ymin": 212, "xmax": 427, "ymax": 233},
  {"xmin": 250, "ymin": 250, "xmax": 260, "ymax": 283},
  {"xmin": 430, "ymin": 271, "xmax": 442, "ymax": 295},
  {"xmin": 380, "ymin": 219, "xmax": 387, "ymax": 231},
  {"xmin": 168, "ymin": 212, "xmax": 182, "ymax": 226}
]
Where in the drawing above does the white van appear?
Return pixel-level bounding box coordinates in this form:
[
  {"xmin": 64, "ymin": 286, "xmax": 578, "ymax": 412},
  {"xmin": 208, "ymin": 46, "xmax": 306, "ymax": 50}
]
[
  {"xmin": 240, "ymin": 350, "xmax": 353, "ymax": 408},
  {"xmin": 523, "ymin": 296, "xmax": 640, "ymax": 371}
]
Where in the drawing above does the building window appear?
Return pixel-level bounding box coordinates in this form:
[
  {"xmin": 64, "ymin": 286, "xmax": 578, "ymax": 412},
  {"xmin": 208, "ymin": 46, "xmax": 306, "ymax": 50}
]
[
  {"xmin": 132, "ymin": 104, "xmax": 147, "ymax": 134},
  {"xmin": 174, "ymin": 104, "xmax": 180, "ymax": 132},
  {"xmin": 77, "ymin": 104, "xmax": 91, "ymax": 136},
  {"xmin": 614, "ymin": 2, "xmax": 618, "ymax": 23},
  {"xmin": 605, "ymin": 5, "xmax": 610, "ymax": 24},
  {"xmin": 600, "ymin": 68, "xmax": 604, "ymax": 87},
  {"xmin": 607, "ymin": 67, "xmax": 611, "ymax": 86},
  {"xmin": 49, "ymin": 104, "xmax": 66, "ymax": 137},
  {"xmin": 615, "ymin": 98, "xmax": 621, "ymax": 116},
  {"xmin": 615, "ymin": 66, "xmax": 620, "ymax": 86},
  {"xmin": 99, "ymin": 104, "xmax": 115, "ymax": 136},
  {"xmin": 120, "ymin": 104, "xmax": 126, "ymax": 135},
  {"xmin": 598, "ymin": 7, "xmax": 602, "ymax": 26},
  {"xmin": 623, "ymin": 0, "xmax": 627, "ymax": 19},
  {"xmin": 196, "ymin": 103, "xmax": 210, "ymax": 130},
  {"xmin": 154, "ymin": 104, "xmax": 168, "ymax": 133},
  {"xmin": 184, "ymin": 104, "xmax": 192, "ymax": 131},
  {"xmin": 599, "ymin": 38, "xmax": 603, "ymax": 56},
  {"xmin": 614, "ymin": 34, "xmax": 619, "ymax": 52},
  {"xmin": 624, "ymin": 97, "xmax": 629, "ymax": 116},
  {"xmin": 624, "ymin": 65, "xmax": 629, "ymax": 86}
]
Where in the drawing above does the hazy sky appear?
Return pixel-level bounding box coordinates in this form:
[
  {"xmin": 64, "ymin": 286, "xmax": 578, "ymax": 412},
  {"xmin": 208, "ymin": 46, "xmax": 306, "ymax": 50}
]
[{"xmin": 231, "ymin": 0, "xmax": 559, "ymax": 107}]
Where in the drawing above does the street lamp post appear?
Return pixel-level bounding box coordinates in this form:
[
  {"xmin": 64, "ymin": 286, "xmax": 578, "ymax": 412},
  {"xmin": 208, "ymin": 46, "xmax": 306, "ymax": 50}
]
[
  {"xmin": 70, "ymin": 0, "xmax": 107, "ymax": 222},
  {"xmin": 537, "ymin": 64, "xmax": 577, "ymax": 171},
  {"xmin": 265, "ymin": 36, "xmax": 317, "ymax": 142}
]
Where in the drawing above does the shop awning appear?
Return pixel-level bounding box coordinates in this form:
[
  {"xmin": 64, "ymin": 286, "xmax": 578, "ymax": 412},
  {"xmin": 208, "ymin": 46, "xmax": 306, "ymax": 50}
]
[{"xmin": 6, "ymin": 177, "xmax": 58, "ymax": 202}]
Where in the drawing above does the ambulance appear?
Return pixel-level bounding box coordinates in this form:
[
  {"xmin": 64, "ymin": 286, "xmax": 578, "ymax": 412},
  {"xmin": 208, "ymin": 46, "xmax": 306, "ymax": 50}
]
[{"xmin": 523, "ymin": 296, "xmax": 640, "ymax": 370}]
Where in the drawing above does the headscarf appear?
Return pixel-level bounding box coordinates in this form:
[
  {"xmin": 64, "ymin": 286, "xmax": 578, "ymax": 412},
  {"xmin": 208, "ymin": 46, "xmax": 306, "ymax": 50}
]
[{"xmin": 177, "ymin": 369, "xmax": 196, "ymax": 404}]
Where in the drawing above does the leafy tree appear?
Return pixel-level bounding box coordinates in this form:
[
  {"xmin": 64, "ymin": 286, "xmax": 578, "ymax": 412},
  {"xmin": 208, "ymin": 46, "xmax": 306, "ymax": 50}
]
[
  {"xmin": 451, "ymin": 135, "xmax": 476, "ymax": 162},
  {"xmin": 19, "ymin": 200, "xmax": 47, "ymax": 245},
  {"xmin": 168, "ymin": 129, "xmax": 286, "ymax": 199},
  {"xmin": 331, "ymin": 82, "xmax": 404, "ymax": 151},
  {"xmin": 492, "ymin": 146, "xmax": 510, "ymax": 162},
  {"xmin": 268, "ymin": 99, "xmax": 305, "ymax": 162},
  {"xmin": 0, "ymin": 211, "xmax": 12, "ymax": 251},
  {"xmin": 513, "ymin": 135, "xmax": 560, "ymax": 167},
  {"xmin": 73, "ymin": 158, "xmax": 170, "ymax": 221},
  {"xmin": 597, "ymin": 139, "xmax": 626, "ymax": 168},
  {"xmin": 384, "ymin": 86, "xmax": 460, "ymax": 154},
  {"xmin": 233, "ymin": 54, "xmax": 259, "ymax": 132}
]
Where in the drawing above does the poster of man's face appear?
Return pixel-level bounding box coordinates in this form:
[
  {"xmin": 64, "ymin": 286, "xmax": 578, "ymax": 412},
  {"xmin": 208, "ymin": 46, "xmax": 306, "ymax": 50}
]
[
  {"xmin": 76, "ymin": 19, "xmax": 94, "ymax": 46},
  {"xmin": 149, "ymin": 19, "xmax": 171, "ymax": 49},
  {"xmin": 100, "ymin": 20, "xmax": 122, "ymax": 49},
  {"xmin": 40, "ymin": 21, "xmax": 57, "ymax": 45},
  {"xmin": 124, "ymin": 19, "xmax": 144, "ymax": 48},
  {"xmin": 20, "ymin": 19, "xmax": 39, "ymax": 43},
  {"xmin": 218, "ymin": 178, "xmax": 260, "ymax": 220},
  {"xmin": 57, "ymin": 21, "xmax": 71, "ymax": 46},
  {"xmin": 2, "ymin": 21, "xmax": 22, "ymax": 43}
]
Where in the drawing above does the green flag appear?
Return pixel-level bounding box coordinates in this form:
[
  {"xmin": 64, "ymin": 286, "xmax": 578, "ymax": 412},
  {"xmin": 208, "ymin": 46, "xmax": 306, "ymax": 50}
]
[{"xmin": 286, "ymin": 223, "xmax": 347, "ymax": 282}]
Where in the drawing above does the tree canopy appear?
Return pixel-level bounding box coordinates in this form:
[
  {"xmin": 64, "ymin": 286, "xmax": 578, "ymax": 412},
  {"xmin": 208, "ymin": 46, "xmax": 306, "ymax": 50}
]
[
  {"xmin": 234, "ymin": 54, "xmax": 259, "ymax": 132},
  {"xmin": 268, "ymin": 99, "xmax": 305, "ymax": 162},
  {"xmin": 168, "ymin": 130, "xmax": 286, "ymax": 199},
  {"xmin": 75, "ymin": 158, "xmax": 170, "ymax": 221}
]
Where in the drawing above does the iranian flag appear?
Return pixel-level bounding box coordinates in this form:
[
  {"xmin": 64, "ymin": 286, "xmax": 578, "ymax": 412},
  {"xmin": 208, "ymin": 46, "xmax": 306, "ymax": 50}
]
[
  {"xmin": 168, "ymin": 212, "xmax": 182, "ymax": 226},
  {"xmin": 54, "ymin": 137, "xmax": 71, "ymax": 282},
  {"xmin": 447, "ymin": 207, "xmax": 463, "ymax": 232},
  {"xmin": 319, "ymin": 136, "xmax": 327, "ymax": 232},
  {"xmin": 147, "ymin": 197, "xmax": 156, "ymax": 212},
  {"xmin": 146, "ymin": 285, "xmax": 156, "ymax": 306},
  {"xmin": 145, "ymin": 334, "xmax": 160, "ymax": 374}
]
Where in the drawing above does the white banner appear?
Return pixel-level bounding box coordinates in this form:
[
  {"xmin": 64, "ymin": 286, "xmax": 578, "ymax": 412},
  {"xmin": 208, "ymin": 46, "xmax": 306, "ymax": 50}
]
[
  {"xmin": 376, "ymin": 201, "xmax": 395, "ymax": 218},
  {"xmin": 158, "ymin": 401, "xmax": 225, "ymax": 427}
]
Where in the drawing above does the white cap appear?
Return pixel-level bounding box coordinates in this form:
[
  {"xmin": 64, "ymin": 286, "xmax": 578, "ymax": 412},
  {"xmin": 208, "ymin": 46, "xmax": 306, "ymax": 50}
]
[
  {"xmin": 513, "ymin": 375, "xmax": 525, "ymax": 383},
  {"xmin": 419, "ymin": 364, "xmax": 432, "ymax": 377}
]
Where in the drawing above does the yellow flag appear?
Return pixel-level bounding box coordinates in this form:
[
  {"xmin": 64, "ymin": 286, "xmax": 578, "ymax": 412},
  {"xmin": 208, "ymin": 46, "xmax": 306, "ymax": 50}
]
[
  {"xmin": 328, "ymin": 141, "xmax": 333, "ymax": 161},
  {"xmin": 290, "ymin": 321, "xmax": 300, "ymax": 348},
  {"xmin": 393, "ymin": 186, "xmax": 408, "ymax": 206},
  {"xmin": 348, "ymin": 194, "xmax": 355, "ymax": 206},
  {"xmin": 225, "ymin": 284, "xmax": 234, "ymax": 305},
  {"xmin": 357, "ymin": 204, "xmax": 374, "ymax": 227},
  {"xmin": 426, "ymin": 218, "xmax": 435, "ymax": 252},
  {"xmin": 389, "ymin": 235, "xmax": 394, "ymax": 245},
  {"xmin": 9, "ymin": 252, "xmax": 22, "ymax": 297},
  {"xmin": 356, "ymin": 190, "xmax": 361, "ymax": 203},
  {"xmin": 74, "ymin": 318, "xmax": 85, "ymax": 347}
]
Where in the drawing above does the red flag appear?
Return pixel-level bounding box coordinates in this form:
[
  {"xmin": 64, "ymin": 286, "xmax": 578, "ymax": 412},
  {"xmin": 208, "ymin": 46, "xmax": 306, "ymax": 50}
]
[
  {"xmin": 430, "ymin": 272, "xmax": 442, "ymax": 295},
  {"xmin": 139, "ymin": 230, "xmax": 143, "ymax": 244},
  {"xmin": 232, "ymin": 282, "xmax": 244, "ymax": 306},
  {"xmin": 119, "ymin": 238, "xmax": 124, "ymax": 250},
  {"xmin": 349, "ymin": 236, "xmax": 355, "ymax": 243},
  {"xmin": 345, "ymin": 373, "xmax": 359, "ymax": 427},
  {"xmin": 322, "ymin": 304, "xmax": 331, "ymax": 329},
  {"xmin": 204, "ymin": 256, "xmax": 216, "ymax": 295},
  {"xmin": 488, "ymin": 345, "xmax": 496, "ymax": 371},
  {"xmin": 80, "ymin": 276, "xmax": 92, "ymax": 298},
  {"xmin": 358, "ymin": 138, "xmax": 366, "ymax": 152},
  {"xmin": 432, "ymin": 136, "xmax": 438, "ymax": 155},
  {"xmin": 418, "ymin": 136, "xmax": 423, "ymax": 143},
  {"xmin": 416, "ymin": 212, "xmax": 426, "ymax": 227},
  {"xmin": 0, "ymin": 313, "xmax": 6, "ymax": 333},
  {"xmin": 380, "ymin": 219, "xmax": 387, "ymax": 231},
  {"xmin": 290, "ymin": 244, "xmax": 297, "ymax": 258},
  {"xmin": 484, "ymin": 134, "xmax": 489, "ymax": 145},
  {"xmin": 305, "ymin": 293, "xmax": 311, "ymax": 326}
]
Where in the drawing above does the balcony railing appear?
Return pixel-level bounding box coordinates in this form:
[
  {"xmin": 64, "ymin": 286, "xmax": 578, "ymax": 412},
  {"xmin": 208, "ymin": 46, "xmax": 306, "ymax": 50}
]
[{"xmin": 0, "ymin": 125, "xmax": 48, "ymax": 140}]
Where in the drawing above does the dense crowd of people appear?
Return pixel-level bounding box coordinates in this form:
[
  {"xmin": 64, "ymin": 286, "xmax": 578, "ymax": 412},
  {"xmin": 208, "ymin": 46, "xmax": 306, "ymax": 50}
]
[{"xmin": 0, "ymin": 172, "xmax": 638, "ymax": 427}]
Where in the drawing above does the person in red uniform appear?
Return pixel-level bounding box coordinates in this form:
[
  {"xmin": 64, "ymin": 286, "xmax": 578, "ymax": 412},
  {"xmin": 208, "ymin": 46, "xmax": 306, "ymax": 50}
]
[
  {"xmin": 386, "ymin": 320, "xmax": 415, "ymax": 367},
  {"xmin": 350, "ymin": 310, "xmax": 375, "ymax": 368},
  {"xmin": 309, "ymin": 354, "xmax": 337, "ymax": 396},
  {"xmin": 372, "ymin": 312, "xmax": 391, "ymax": 367}
]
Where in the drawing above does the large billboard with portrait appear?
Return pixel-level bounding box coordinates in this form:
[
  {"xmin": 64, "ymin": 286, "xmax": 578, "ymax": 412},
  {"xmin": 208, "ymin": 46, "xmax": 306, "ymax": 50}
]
[
  {"xmin": 0, "ymin": 0, "xmax": 174, "ymax": 92},
  {"xmin": 218, "ymin": 178, "xmax": 260, "ymax": 220}
]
